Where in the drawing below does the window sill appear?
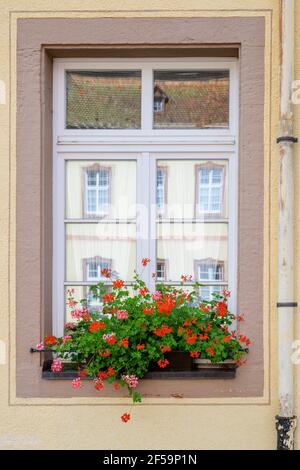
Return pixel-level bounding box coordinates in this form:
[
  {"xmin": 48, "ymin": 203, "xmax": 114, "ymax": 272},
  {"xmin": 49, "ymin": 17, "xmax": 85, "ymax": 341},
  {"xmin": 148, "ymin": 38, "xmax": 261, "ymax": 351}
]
[{"xmin": 42, "ymin": 360, "xmax": 237, "ymax": 380}]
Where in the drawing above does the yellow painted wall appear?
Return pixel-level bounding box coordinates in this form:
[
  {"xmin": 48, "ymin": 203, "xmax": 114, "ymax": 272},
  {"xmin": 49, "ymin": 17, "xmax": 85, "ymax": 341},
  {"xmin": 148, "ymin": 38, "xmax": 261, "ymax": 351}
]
[{"xmin": 0, "ymin": 0, "xmax": 288, "ymax": 450}]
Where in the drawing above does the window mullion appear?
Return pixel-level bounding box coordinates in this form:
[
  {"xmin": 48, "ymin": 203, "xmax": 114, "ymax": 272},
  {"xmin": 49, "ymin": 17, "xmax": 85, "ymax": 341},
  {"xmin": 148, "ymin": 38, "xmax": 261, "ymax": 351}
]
[
  {"xmin": 148, "ymin": 154, "xmax": 157, "ymax": 292},
  {"xmin": 141, "ymin": 65, "xmax": 153, "ymax": 132},
  {"xmin": 136, "ymin": 153, "xmax": 151, "ymax": 285}
]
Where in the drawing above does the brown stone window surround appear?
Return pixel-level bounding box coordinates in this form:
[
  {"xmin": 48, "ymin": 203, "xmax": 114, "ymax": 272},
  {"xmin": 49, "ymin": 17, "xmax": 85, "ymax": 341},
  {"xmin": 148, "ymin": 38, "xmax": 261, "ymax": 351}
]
[{"xmin": 16, "ymin": 17, "xmax": 264, "ymax": 398}]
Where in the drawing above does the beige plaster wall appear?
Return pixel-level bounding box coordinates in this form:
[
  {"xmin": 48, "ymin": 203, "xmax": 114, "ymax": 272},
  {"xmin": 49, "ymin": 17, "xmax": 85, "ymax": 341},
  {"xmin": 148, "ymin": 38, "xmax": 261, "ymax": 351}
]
[{"xmin": 0, "ymin": 0, "xmax": 281, "ymax": 450}]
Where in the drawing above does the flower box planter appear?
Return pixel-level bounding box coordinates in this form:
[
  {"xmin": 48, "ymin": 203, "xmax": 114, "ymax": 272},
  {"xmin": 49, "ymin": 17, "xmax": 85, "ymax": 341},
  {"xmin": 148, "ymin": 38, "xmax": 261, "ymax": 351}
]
[
  {"xmin": 149, "ymin": 351, "xmax": 193, "ymax": 372},
  {"xmin": 42, "ymin": 358, "xmax": 237, "ymax": 380}
]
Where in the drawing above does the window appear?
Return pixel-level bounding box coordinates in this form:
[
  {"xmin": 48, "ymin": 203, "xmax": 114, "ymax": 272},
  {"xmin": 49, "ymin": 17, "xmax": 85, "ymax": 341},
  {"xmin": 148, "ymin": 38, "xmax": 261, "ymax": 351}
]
[
  {"xmin": 156, "ymin": 259, "xmax": 167, "ymax": 282},
  {"xmin": 84, "ymin": 164, "xmax": 111, "ymax": 218},
  {"xmin": 196, "ymin": 163, "xmax": 225, "ymax": 218},
  {"xmin": 82, "ymin": 257, "xmax": 112, "ymax": 311},
  {"xmin": 84, "ymin": 257, "xmax": 112, "ymax": 282},
  {"xmin": 154, "ymin": 99, "xmax": 164, "ymax": 113},
  {"xmin": 156, "ymin": 166, "xmax": 167, "ymax": 216},
  {"xmin": 53, "ymin": 59, "xmax": 238, "ymax": 335},
  {"xmin": 195, "ymin": 259, "xmax": 225, "ymax": 301}
]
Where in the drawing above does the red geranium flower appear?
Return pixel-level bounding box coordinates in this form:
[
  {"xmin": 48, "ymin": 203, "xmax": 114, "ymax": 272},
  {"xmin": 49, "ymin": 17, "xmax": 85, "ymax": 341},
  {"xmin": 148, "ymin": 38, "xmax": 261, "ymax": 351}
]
[
  {"xmin": 107, "ymin": 336, "xmax": 117, "ymax": 346},
  {"xmin": 139, "ymin": 288, "xmax": 148, "ymax": 297},
  {"xmin": 98, "ymin": 371, "xmax": 108, "ymax": 380},
  {"xmin": 157, "ymin": 359, "xmax": 169, "ymax": 368},
  {"xmin": 121, "ymin": 412, "xmax": 131, "ymax": 423},
  {"xmin": 107, "ymin": 366, "xmax": 115, "ymax": 377},
  {"xmin": 113, "ymin": 279, "xmax": 124, "ymax": 289},
  {"xmin": 200, "ymin": 304, "xmax": 210, "ymax": 313},
  {"xmin": 142, "ymin": 258, "xmax": 150, "ymax": 266},
  {"xmin": 238, "ymin": 335, "xmax": 250, "ymax": 347},
  {"xmin": 217, "ymin": 301, "xmax": 227, "ymax": 317},
  {"xmin": 77, "ymin": 370, "xmax": 87, "ymax": 378},
  {"xmin": 154, "ymin": 325, "xmax": 172, "ymax": 337},
  {"xmin": 44, "ymin": 335, "xmax": 57, "ymax": 346},
  {"xmin": 89, "ymin": 321, "xmax": 106, "ymax": 333},
  {"xmin": 186, "ymin": 334, "xmax": 197, "ymax": 345},
  {"xmin": 98, "ymin": 349, "xmax": 110, "ymax": 357},
  {"xmin": 160, "ymin": 345, "xmax": 171, "ymax": 353},
  {"xmin": 190, "ymin": 351, "xmax": 200, "ymax": 358},
  {"xmin": 156, "ymin": 293, "xmax": 176, "ymax": 315},
  {"xmin": 223, "ymin": 335, "xmax": 231, "ymax": 343},
  {"xmin": 136, "ymin": 344, "xmax": 145, "ymax": 350},
  {"xmin": 143, "ymin": 306, "xmax": 154, "ymax": 315},
  {"xmin": 95, "ymin": 380, "xmax": 104, "ymax": 391},
  {"xmin": 199, "ymin": 333, "xmax": 208, "ymax": 341},
  {"xmin": 206, "ymin": 347, "xmax": 215, "ymax": 357},
  {"xmin": 102, "ymin": 293, "xmax": 115, "ymax": 303},
  {"xmin": 121, "ymin": 337, "xmax": 129, "ymax": 347},
  {"xmin": 101, "ymin": 268, "xmax": 111, "ymax": 278},
  {"xmin": 181, "ymin": 274, "xmax": 192, "ymax": 282}
]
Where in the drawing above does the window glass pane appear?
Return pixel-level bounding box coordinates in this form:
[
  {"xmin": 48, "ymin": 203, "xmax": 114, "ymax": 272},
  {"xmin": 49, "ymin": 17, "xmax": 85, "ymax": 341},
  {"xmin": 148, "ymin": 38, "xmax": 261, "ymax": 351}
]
[
  {"xmin": 66, "ymin": 160, "xmax": 136, "ymax": 219},
  {"xmin": 153, "ymin": 70, "xmax": 229, "ymax": 129},
  {"xmin": 156, "ymin": 159, "xmax": 228, "ymax": 283},
  {"xmin": 155, "ymin": 159, "xmax": 228, "ymax": 219},
  {"xmin": 66, "ymin": 71, "xmax": 141, "ymax": 129},
  {"xmin": 66, "ymin": 223, "xmax": 136, "ymax": 282},
  {"xmin": 157, "ymin": 222, "xmax": 228, "ymax": 283}
]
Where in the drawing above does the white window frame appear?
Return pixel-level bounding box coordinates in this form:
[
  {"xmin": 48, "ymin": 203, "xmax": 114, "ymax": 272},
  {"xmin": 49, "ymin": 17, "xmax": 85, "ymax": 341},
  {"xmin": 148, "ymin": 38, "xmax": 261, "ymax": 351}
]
[{"xmin": 53, "ymin": 58, "xmax": 238, "ymax": 336}]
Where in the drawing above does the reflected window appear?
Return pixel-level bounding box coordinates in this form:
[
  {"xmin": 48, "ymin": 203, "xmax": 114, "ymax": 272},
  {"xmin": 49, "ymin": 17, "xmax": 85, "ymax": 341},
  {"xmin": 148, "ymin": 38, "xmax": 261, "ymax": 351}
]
[
  {"xmin": 84, "ymin": 165, "xmax": 111, "ymax": 218},
  {"xmin": 156, "ymin": 259, "xmax": 167, "ymax": 282},
  {"xmin": 196, "ymin": 164, "xmax": 225, "ymax": 218},
  {"xmin": 84, "ymin": 257, "xmax": 112, "ymax": 309},
  {"xmin": 156, "ymin": 167, "xmax": 167, "ymax": 216},
  {"xmin": 196, "ymin": 259, "xmax": 224, "ymax": 301}
]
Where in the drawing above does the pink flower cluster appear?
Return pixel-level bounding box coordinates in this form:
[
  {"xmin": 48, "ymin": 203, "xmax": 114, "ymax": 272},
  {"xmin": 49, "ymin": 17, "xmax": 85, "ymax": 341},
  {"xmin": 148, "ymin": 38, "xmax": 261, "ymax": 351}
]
[
  {"xmin": 65, "ymin": 322, "xmax": 77, "ymax": 330},
  {"xmin": 36, "ymin": 342, "xmax": 44, "ymax": 351},
  {"xmin": 62, "ymin": 335, "xmax": 72, "ymax": 344},
  {"xmin": 222, "ymin": 289, "xmax": 231, "ymax": 298},
  {"xmin": 121, "ymin": 374, "xmax": 139, "ymax": 388},
  {"xmin": 116, "ymin": 310, "xmax": 128, "ymax": 320},
  {"xmin": 51, "ymin": 358, "xmax": 63, "ymax": 373},
  {"xmin": 71, "ymin": 307, "xmax": 88, "ymax": 319},
  {"xmin": 103, "ymin": 333, "xmax": 116, "ymax": 342},
  {"xmin": 152, "ymin": 291, "xmax": 162, "ymax": 301},
  {"xmin": 72, "ymin": 377, "xmax": 81, "ymax": 389}
]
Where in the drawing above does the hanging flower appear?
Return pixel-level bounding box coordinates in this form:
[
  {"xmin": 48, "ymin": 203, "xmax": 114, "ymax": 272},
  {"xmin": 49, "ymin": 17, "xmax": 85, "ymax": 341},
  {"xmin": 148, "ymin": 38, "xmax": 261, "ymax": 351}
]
[
  {"xmin": 51, "ymin": 358, "xmax": 63, "ymax": 373},
  {"xmin": 157, "ymin": 359, "xmax": 170, "ymax": 369},
  {"xmin": 190, "ymin": 351, "xmax": 200, "ymax": 358},
  {"xmin": 121, "ymin": 412, "xmax": 131, "ymax": 423},
  {"xmin": 122, "ymin": 374, "xmax": 139, "ymax": 388},
  {"xmin": 72, "ymin": 377, "xmax": 81, "ymax": 389},
  {"xmin": 141, "ymin": 258, "xmax": 150, "ymax": 266}
]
